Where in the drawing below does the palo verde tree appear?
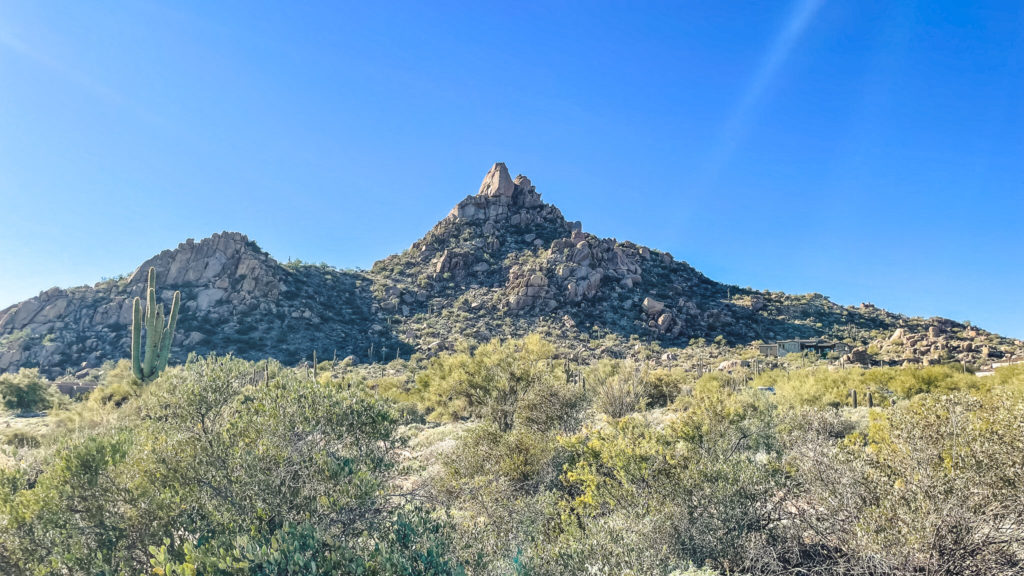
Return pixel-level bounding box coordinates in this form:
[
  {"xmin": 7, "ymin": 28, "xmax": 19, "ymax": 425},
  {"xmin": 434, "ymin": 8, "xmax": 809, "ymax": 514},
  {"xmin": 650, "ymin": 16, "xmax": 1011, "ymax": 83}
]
[{"xmin": 131, "ymin": 267, "xmax": 181, "ymax": 383}]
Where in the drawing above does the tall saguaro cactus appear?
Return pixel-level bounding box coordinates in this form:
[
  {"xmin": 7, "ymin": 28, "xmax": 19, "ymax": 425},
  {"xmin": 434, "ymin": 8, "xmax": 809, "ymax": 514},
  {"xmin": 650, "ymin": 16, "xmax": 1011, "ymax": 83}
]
[{"xmin": 131, "ymin": 267, "xmax": 182, "ymax": 383}]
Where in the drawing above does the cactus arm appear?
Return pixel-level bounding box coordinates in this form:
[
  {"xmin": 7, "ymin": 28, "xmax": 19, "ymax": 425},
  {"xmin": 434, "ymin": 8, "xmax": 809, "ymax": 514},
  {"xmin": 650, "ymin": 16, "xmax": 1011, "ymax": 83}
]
[
  {"xmin": 156, "ymin": 291, "xmax": 180, "ymax": 373},
  {"xmin": 131, "ymin": 297, "xmax": 144, "ymax": 381},
  {"xmin": 141, "ymin": 287, "xmax": 159, "ymax": 379},
  {"xmin": 156, "ymin": 304, "xmax": 165, "ymax": 339},
  {"xmin": 155, "ymin": 304, "xmax": 166, "ymax": 367}
]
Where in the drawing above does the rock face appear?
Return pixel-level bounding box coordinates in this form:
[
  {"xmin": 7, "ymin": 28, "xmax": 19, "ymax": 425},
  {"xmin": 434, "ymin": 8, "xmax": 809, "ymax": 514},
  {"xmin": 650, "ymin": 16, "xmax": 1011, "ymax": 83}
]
[{"xmin": 2, "ymin": 163, "xmax": 1018, "ymax": 376}]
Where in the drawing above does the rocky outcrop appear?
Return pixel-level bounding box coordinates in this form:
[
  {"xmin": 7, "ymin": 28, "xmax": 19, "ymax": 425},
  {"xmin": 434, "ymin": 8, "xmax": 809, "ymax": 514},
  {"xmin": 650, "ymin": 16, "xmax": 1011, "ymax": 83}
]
[
  {"xmin": 447, "ymin": 165, "xmax": 563, "ymax": 230},
  {"xmin": 129, "ymin": 232, "xmax": 285, "ymax": 318},
  {"xmin": 854, "ymin": 323, "xmax": 1011, "ymax": 366}
]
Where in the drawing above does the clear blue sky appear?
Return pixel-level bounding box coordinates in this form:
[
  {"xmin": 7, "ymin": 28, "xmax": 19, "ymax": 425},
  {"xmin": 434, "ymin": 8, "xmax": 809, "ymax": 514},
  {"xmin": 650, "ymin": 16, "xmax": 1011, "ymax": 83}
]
[{"xmin": 1, "ymin": 1, "xmax": 1022, "ymax": 338}]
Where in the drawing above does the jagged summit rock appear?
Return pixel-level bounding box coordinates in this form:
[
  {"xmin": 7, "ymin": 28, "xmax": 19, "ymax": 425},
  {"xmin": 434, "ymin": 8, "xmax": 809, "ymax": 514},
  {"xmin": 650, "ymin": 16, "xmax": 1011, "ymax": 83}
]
[
  {"xmin": 475, "ymin": 163, "xmax": 538, "ymax": 199},
  {"xmin": 513, "ymin": 174, "xmax": 534, "ymax": 193},
  {"xmin": 478, "ymin": 162, "xmax": 514, "ymax": 197},
  {"xmin": 448, "ymin": 163, "xmax": 564, "ymax": 232}
]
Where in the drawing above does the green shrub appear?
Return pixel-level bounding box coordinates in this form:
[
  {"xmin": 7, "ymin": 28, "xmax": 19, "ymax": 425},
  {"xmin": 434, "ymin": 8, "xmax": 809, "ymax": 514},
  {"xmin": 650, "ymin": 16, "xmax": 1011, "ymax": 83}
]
[
  {"xmin": 0, "ymin": 368, "xmax": 56, "ymax": 413},
  {"xmin": 752, "ymin": 364, "xmax": 983, "ymax": 409},
  {"xmin": 560, "ymin": 381, "xmax": 788, "ymax": 573},
  {"xmin": 787, "ymin": 392, "xmax": 1024, "ymax": 574},
  {"xmin": 416, "ymin": 335, "xmax": 584, "ymax": 433}
]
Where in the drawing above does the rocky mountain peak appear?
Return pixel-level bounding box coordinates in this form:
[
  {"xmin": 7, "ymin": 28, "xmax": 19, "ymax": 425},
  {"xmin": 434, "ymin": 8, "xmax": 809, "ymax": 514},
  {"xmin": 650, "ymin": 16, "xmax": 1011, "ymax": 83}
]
[
  {"xmin": 0, "ymin": 230, "xmax": 399, "ymax": 376},
  {"xmin": 380, "ymin": 164, "xmax": 578, "ymax": 280},
  {"xmin": 445, "ymin": 163, "xmax": 572, "ymax": 232},
  {"xmin": 475, "ymin": 162, "xmax": 538, "ymax": 197}
]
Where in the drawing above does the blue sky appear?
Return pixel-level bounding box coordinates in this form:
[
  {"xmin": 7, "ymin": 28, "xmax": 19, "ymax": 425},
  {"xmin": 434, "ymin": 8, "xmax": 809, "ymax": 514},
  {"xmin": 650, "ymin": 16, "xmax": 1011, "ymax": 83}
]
[{"xmin": 1, "ymin": 1, "xmax": 1022, "ymax": 338}]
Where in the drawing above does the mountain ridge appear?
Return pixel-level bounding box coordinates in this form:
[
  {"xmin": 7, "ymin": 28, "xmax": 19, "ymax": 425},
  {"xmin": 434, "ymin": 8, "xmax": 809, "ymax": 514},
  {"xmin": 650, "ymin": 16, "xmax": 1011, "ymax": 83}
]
[{"xmin": 2, "ymin": 163, "xmax": 1019, "ymax": 377}]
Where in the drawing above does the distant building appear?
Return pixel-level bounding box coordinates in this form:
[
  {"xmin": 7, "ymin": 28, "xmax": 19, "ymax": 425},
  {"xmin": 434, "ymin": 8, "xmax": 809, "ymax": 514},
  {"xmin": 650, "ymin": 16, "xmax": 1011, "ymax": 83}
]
[
  {"xmin": 54, "ymin": 380, "xmax": 97, "ymax": 398},
  {"xmin": 759, "ymin": 339, "xmax": 851, "ymax": 357}
]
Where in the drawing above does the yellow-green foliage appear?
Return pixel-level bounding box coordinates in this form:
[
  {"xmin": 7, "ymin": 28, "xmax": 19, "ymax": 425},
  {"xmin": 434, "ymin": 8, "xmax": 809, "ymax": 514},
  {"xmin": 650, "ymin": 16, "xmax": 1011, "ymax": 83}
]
[
  {"xmin": 365, "ymin": 374, "xmax": 425, "ymax": 423},
  {"xmin": 4, "ymin": 332, "xmax": 1024, "ymax": 576},
  {"xmin": 584, "ymin": 359, "xmax": 649, "ymax": 418},
  {"xmin": 1, "ymin": 430, "xmax": 40, "ymax": 449},
  {"xmin": 795, "ymin": 392, "xmax": 1024, "ymax": 573},
  {"xmin": 87, "ymin": 359, "xmax": 140, "ymax": 408},
  {"xmin": 985, "ymin": 364, "xmax": 1024, "ymax": 397},
  {"xmin": 415, "ymin": 334, "xmax": 580, "ymax": 432},
  {"xmin": 0, "ymin": 355, "xmax": 461, "ymax": 576},
  {"xmin": 751, "ymin": 364, "xmax": 1002, "ymax": 408},
  {"xmin": 646, "ymin": 366, "xmax": 695, "ymax": 405},
  {"xmin": 443, "ymin": 423, "xmax": 562, "ymax": 492},
  {"xmin": 561, "ymin": 380, "xmax": 784, "ymax": 571}
]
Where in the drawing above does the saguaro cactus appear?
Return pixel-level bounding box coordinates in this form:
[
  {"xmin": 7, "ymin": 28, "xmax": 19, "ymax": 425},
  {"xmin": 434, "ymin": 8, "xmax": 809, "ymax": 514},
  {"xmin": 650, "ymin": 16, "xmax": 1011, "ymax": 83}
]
[{"xmin": 131, "ymin": 267, "xmax": 181, "ymax": 383}]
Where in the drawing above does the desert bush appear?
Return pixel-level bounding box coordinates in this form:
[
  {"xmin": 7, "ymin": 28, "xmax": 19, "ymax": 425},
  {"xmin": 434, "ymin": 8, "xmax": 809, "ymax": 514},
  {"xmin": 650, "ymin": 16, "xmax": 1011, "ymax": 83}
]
[
  {"xmin": 416, "ymin": 335, "xmax": 584, "ymax": 433},
  {"xmin": 148, "ymin": 508, "xmax": 459, "ymax": 576},
  {"xmin": 646, "ymin": 366, "xmax": 694, "ymax": 406},
  {"xmin": 585, "ymin": 359, "xmax": 649, "ymax": 418},
  {"xmin": 753, "ymin": 364, "xmax": 983, "ymax": 409},
  {"xmin": 85, "ymin": 359, "xmax": 142, "ymax": 408},
  {"xmin": 3, "ymin": 335, "xmax": 1022, "ymax": 575},
  {"xmin": 786, "ymin": 392, "xmax": 1024, "ymax": 575},
  {"xmin": 1, "ymin": 430, "xmax": 40, "ymax": 449},
  {"xmin": 0, "ymin": 368, "xmax": 56, "ymax": 413},
  {"xmin": 416, "ymin": 337, "xmax": 593, "ymax": 575},
  {"xmin": 560, "ymin": 380, "xmax": 789, "ymax": 573}
]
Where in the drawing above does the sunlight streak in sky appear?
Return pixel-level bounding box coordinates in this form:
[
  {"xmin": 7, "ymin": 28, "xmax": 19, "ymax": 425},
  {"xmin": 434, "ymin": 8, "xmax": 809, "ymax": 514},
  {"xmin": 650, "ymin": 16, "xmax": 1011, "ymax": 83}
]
[
  {"xmin": 702, "ymin": 0, "xmax": 827, "ymax": 187},
  {"xmin": 0, "ymin": 24, "xmax": 165, "ymax": 128},
  {"xmin": 0, "ymin": 26, "xmax": 124, "ymax": 105}
]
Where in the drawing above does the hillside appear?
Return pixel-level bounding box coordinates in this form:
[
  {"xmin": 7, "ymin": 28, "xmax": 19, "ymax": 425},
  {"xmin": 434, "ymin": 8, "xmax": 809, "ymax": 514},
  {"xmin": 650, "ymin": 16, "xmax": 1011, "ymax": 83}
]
[
  {"xmin": 0, "ymin": 233, "xmax": 405, "ymax": 376},
  {"xmin": 1, "ymin": 163, "xmax": 1019, "ymax": 377}
]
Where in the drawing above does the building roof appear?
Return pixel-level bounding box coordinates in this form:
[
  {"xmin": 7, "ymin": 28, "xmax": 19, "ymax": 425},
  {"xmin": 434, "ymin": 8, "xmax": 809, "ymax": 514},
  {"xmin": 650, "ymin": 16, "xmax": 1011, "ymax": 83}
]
[{"xmin": 774, "ymin": 339, "xmax": 844, "ymax": 347}]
